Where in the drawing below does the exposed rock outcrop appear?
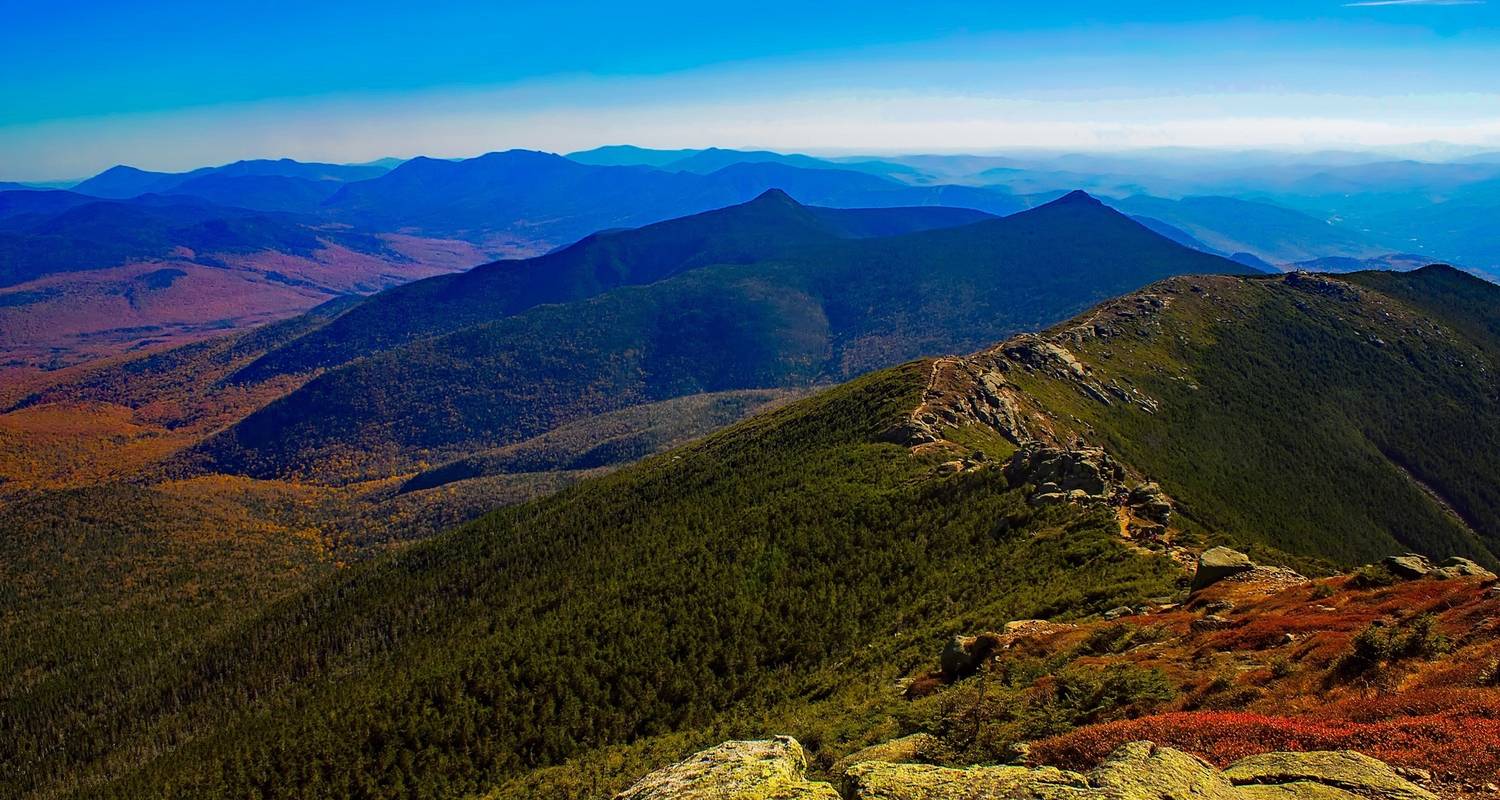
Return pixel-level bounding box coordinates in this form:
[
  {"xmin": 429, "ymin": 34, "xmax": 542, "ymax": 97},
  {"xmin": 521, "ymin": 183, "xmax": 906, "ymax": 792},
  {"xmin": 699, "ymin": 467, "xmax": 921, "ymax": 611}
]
[
  {"xmin": 1126, "ymin": 482, "xmax": 1172, "ymax": 525},
  {"xmin": 613, "ymin": 736, "xmax": 839, "ymax": 800},
  {"xmin": 1089, "ymin": 741, "xmax": 1237, "ymax": 799},
  {"xmin": 619, "ymin": 738, "xmax": 1436, "ymax": 800},
  {"xmin": 939, "ymin": 633, "xmax": 997, "ymax": 682},
  {"xmin": 1192, "ymin": 546, "xmax": 1256, "ymax": 592},
  {"xmin": 1003, "ymin": 442, "xmax": 1126, "ymax": 506}
]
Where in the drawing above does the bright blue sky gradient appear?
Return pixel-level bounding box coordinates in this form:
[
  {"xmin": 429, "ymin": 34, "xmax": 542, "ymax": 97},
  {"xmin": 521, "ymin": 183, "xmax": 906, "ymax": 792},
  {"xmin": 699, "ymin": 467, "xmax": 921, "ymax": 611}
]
[{"xmin": 3, "ymin": 0, "xmax": 1498, "ymax": 178}]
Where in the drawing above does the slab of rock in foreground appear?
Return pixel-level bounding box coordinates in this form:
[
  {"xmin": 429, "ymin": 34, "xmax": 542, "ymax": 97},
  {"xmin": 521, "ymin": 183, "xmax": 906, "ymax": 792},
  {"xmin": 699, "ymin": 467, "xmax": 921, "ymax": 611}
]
[
  {"xmin": 1383, "ymin": 554, "xmax": 1434, "ymax": 580},
  {"xmin": 1089, "ymin": 740, "xmax": 1238, "ymax": 799},
  {"xmin": 847, "ymin": 743, "xmax": 1434, "ymax": 799},
  {"xmin": 614, "ymin": 736, "xmax": 839, "ymax": 800},
  {"xmin": 1222, "ymin": 751, "xmax": 1437, "ymax": 800},
  {"xmin": 620, "ymin": 738, "xmax": 1434, "ymax": 800},
  {"xmin": 831, "ymin": 734, "xmax": 943, "ymax": 782},
  {"xmin": 845, "ymin": 761, "xmax": 1093, "ymax": 799}
]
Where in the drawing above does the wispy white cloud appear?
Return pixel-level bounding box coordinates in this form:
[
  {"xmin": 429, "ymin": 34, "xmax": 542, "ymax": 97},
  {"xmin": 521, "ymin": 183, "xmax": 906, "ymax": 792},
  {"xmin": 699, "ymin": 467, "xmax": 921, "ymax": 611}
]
[{"xmin": 1345, "ymin": 1, "xmax": 1484, "ymax": 7}]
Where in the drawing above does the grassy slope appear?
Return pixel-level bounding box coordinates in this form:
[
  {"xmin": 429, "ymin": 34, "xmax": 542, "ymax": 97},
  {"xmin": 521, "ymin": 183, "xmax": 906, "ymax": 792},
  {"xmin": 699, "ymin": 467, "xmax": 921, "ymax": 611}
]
[{"xmin": 19, "ymin": 362, "xmax": 1177, "ymax": 800}]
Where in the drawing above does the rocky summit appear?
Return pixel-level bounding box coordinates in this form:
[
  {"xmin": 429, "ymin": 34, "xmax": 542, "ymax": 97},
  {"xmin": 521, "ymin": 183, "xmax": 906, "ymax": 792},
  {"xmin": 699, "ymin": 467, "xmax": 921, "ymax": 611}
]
[{"xmin": 617, "ymin": 738, "xmax": 1435, "ymax": 800}]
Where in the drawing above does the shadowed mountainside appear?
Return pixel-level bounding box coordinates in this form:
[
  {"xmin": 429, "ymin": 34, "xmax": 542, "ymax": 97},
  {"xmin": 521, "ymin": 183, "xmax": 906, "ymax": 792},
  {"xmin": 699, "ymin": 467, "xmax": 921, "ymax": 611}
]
[{"xmin": 187, "ymin": 190, "xmax": 1255, "ymax": 481}]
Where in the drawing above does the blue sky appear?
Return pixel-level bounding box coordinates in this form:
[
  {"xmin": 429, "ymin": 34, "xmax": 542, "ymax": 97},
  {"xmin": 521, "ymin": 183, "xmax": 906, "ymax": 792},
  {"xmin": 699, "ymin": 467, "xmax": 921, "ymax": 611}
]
[{"xmin": 2, "ymin": 0, "xmax": 1498, "ymax": 179}]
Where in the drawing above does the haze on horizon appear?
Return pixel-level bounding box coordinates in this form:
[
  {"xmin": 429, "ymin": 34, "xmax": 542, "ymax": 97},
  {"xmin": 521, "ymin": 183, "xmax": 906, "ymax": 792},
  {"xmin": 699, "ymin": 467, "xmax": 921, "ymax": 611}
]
[{"xmin": 3, "ymin": 0, "xmax": 1499, "ymax": 181}]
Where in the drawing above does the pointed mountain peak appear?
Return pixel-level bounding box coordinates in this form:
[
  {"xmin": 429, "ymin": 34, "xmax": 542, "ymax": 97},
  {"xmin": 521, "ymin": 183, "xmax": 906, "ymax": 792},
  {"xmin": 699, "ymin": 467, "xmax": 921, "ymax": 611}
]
[
  {"xmin": 1048, "ymin": 189, "xmax": 1104, "ymax": 208},
  {"xmin": 748, "ymin": 187, "xmax": 801, "ymax": 206}
]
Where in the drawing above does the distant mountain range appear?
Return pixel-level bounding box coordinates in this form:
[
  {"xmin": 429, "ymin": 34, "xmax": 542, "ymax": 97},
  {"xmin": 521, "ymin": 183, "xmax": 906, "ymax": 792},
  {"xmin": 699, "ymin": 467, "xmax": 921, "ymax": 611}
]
[
  {"xmin": 69, "ymin": 158, "xmax": 394, "ymax": 200},
  {"xmin": 5, "ymin": 145, "xmax": 1496, "ymax": 373},
  {"xmin": 317, "ymin": 150, "xmax": 1026, "ymax": 248}
]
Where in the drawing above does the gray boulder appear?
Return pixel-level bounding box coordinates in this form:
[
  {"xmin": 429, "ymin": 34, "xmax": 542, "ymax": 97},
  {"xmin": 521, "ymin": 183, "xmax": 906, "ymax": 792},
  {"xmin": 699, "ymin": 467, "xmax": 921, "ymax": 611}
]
[
  {"xmin": 1383, "ymin": 554, "xmax": 1433, "ymax": 580},
  {"xmin": 1192, "ymin": 547, "xmax": 1256, "ymax": 592}
]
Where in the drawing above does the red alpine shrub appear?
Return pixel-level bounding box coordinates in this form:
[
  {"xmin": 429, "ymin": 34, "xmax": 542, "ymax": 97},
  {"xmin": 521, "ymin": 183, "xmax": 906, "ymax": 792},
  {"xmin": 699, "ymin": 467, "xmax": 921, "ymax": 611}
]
[{"xmin": 1030, "ymin": 709, "xmax": 1500, "ymax": 782}]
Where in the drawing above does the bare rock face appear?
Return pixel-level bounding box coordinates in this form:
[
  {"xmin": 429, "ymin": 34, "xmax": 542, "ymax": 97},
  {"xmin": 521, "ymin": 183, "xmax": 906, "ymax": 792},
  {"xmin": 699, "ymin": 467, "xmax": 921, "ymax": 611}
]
[
  {"xmin": 842, "ymin": 741, "xmax": 1435, "ymax": 799},
  {"xmin": 1190, "ymin": 614, "xmax": 1234, "ymax": 633},
  {"xmin": 1192, "ymin": 546, "xmax": 1257, "ymax": 592},
  {"xmin": 613, "ymin": 737, "xmax": 839, "ymax": 800},
  {"xmin": 939, "ymin": 634, "xmax": 991, "ymax": 682},
  {"xmin": 1126, "ymin": 482, "xmax": 1172, "ymax": 525}
]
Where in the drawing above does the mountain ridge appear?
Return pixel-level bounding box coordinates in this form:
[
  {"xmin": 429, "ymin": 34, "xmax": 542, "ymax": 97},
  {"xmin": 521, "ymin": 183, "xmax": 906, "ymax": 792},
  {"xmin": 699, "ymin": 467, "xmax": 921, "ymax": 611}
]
[{"xmin": 185, "ymin": 189, "xmax": 1256, "ymax": 482}]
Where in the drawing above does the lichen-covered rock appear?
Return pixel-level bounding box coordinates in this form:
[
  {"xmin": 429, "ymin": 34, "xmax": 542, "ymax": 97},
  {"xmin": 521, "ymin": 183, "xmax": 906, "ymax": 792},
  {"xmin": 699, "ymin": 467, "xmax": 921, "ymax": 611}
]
[
  {"xmin": 613, "ymin": 737, "xmax": 840, "ymax": 800},
  {"xmin": 831, "ymin": 734, "xmax": 942, "ymax": 781},
  {"xmin": 844, "ymin": 761, "xmax": 1093, "ymax": 799},
  {"xmin": 1233, "ymin": 783, "xmax": 1365, "ymax": 800},
  {"xmin": 618, "ymin": 739, "xmax": 1433, "ymax": 800},
  {"xmin": 1222, "ymin": 751, "xmax": 1437, "ymax": 800},
  {"xmin": 1192, "ymin": 547, "xmax": 1256, "ymax": 591},
  {"xmin": 1090, "ymin": 740, "xmax": 1239, "ymax": 799}
]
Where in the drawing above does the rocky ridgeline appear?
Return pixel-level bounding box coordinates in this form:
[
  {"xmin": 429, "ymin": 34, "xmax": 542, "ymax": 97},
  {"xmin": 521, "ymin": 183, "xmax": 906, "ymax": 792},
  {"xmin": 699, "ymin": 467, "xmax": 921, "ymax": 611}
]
[
  {"xmin": 882, "ymin": 302, "xmax": 1178, "ymax": 530},
  {"xmin": 886, "ymin": 280, "xmax": 1188, "ymax": 456},
  {"xmin": 614, "ymin": 737, "xmax": 1437, "ymax": 800}
]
